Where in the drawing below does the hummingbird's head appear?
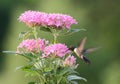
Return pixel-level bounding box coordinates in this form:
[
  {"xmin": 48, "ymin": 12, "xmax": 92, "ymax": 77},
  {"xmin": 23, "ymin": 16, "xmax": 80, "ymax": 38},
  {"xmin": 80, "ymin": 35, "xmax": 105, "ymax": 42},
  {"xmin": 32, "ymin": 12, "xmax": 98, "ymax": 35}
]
[{"xmin": 69, "ymin": 46, "xmax": 75, "ymax": 51}]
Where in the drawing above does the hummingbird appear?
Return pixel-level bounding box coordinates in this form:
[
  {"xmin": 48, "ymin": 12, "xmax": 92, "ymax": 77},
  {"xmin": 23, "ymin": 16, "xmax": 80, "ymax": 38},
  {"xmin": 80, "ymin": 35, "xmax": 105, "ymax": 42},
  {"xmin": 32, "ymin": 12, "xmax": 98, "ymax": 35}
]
[{"xmin": 69, "ymin": 37, "xmax": 99, "ymax": 64}]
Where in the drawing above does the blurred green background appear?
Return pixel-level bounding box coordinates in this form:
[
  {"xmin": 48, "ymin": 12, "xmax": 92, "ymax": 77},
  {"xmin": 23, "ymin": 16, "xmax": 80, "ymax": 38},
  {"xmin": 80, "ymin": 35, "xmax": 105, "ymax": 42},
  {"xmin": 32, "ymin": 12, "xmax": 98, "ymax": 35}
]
[{"xmin": 0, "ymin": 0, "xmax": 120, "ymax": 84}]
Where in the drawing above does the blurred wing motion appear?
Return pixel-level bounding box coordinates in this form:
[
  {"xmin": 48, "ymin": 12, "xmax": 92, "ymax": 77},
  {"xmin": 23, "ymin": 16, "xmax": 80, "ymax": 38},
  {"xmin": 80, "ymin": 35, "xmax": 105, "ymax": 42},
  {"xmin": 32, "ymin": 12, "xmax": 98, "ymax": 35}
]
[
  {"xmin": 77, "ymin": 37, "xmax": 87, "ymax": 52},
  {"xmin": 82, "ymin": 47, "xmax": 101, "ymax": 64},
  {"xmin": 84, "ymin": 47, "xmax": 100, "ymax": 53}
]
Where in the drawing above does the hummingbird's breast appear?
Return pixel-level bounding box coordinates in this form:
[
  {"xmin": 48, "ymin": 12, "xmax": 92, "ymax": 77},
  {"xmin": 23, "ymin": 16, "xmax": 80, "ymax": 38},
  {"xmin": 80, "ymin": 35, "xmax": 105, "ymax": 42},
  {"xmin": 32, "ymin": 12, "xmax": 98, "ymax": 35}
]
[{"xmin": 74, "ymin": 48, "xmax": 82, "ymax": 58}]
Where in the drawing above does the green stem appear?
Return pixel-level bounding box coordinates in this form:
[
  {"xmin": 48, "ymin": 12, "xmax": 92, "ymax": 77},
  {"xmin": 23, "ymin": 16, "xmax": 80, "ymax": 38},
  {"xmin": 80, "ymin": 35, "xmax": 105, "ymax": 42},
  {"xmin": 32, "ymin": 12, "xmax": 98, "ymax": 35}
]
[
  {"xmin": 53, "ymin": 33, "xmax": 57, "ymax": 44},
  {"xmin": 33, "ymin": 27, "xmax": 40, "ymax": 53},
  {"xmin": 52, "ymin": 29, "xmax": 59, "ymax": 44},
  {"xmin": 36, "ymin": 70, "xmax": 46, "ymax": 84},
  {"xmin": 33, "ymin": 27, "xmax": 38, "ymax": 40}
]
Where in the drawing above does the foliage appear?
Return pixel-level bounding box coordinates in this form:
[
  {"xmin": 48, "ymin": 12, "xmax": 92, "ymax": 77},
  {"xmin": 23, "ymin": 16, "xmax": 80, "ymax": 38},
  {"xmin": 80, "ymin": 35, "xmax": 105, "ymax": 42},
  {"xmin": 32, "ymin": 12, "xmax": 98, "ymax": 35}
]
[{"xmin": 3, "ymin": 10, "xmax": 87, "ymax": 84}]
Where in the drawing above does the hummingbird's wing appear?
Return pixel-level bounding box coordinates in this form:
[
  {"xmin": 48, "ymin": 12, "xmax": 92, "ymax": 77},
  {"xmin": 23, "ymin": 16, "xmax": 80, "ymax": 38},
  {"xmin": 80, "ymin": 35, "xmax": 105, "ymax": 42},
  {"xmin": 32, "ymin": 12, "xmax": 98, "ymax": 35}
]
[
  {"xmin": 84, "ymin": 47, "xmax": 100, "ymax": 53},
  {"xmin": 83, "ymin": 56, "xmax": 91, "ymax": 64},
  {"xmin": 77, "ymin": 37, "xmax": 87, "ymax": 52},
  {"xmin": 82, "ymin": 47, "xmax": 101, "ymax": 64}
]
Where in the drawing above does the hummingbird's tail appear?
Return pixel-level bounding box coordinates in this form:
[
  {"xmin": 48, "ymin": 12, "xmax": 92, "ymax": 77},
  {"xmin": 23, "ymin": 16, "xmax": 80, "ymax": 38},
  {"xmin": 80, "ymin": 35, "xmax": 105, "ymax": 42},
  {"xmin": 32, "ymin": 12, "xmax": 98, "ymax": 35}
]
[{"xmin": 83, "ymin": 56, "xmax": 91, "ymax": 64}]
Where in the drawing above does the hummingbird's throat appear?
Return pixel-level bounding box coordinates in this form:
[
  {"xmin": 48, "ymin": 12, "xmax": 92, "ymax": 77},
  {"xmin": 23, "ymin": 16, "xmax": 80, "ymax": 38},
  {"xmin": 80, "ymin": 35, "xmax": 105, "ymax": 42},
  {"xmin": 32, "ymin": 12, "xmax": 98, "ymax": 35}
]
[{"xmin": 74, "ymin": 48, "xmax": 84, "ymax": 59}]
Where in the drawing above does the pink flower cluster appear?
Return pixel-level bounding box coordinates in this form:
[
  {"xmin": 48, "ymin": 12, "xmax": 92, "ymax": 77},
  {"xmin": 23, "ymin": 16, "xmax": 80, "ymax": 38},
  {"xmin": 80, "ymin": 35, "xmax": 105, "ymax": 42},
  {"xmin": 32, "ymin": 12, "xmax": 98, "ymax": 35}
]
[
  {"xmin": 63, "ymin": 55, "xmax": 76, "ymax": 66},
  {"xmin": 17, "ymin": 38, "xmax": 48, "ymax": 53},
  {"xmin": 42, "ymin": 43, "xmax": 70, "ymax": 58},
  {"xmin": 46, "ymin": 13, "xmax": 78, "ymax": 29},
  {"xmin": 18, "ymin": 10, "xmax": 78, "ymax": 29},
  {"xmin": 18, "ymin": 11, "xmax": 47, "ymax": 27}
]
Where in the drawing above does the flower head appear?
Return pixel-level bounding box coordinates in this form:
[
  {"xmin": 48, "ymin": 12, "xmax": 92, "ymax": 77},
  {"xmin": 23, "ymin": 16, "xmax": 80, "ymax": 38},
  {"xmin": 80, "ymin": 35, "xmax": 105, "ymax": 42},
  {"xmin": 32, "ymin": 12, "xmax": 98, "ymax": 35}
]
[
  {"xmin": 17, "ymin": 38, "xmax": 48, "ymax": 53},
  {"xmin": 18, "ymin": 10, "xmax": 47, "ymax": 27},
  {"xmin": 42, "ymin": 43, "xmax": 70, "ymax": 58},
  {"xmin": 46, "ymin": 13, "xmax": 78, "ymax": 29},
  {"xmin": 63, "ymin": 55, "xmax": 76, "ymax": 67},
  {"xmin": 18, "ymin": 10, "xmax": 78, "ymax": 29}
]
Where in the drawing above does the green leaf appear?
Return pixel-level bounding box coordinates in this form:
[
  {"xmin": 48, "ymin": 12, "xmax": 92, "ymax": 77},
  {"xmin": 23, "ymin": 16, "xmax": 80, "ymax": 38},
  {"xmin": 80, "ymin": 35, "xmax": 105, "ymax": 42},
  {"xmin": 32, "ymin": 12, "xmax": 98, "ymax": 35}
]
[
  {"xmin": 22, "ymin": 53, "xmax": 37, "ymax": 58},
  {"xmin": 2, "ymin": 51, "xmax": 16, "ymax": 54},
  {"xmin": 28, "ymin": 82, "xmax": 36, "ymax": 84},
  {"xmin": 64, "ymin": 28, "xmax": 86, "ymax": 36},
  {"xmin": 16, "ymin": 64, "xmax": 32, "ymax": 70},
  {"xmin": 2, "ymin": 51, "xmax": 35, "ymax": 60},
  {"xmin": 2, "ymin": 51, "xmax": 36, "ymax": 61},
  {"xmin": 19, "ymin": 31, "xmax": 32, "ymax": 40},
  {"xmin": 20, "ymin": 53, "xmax": 37, "ymax": 61},
  {"xmin": 59, "ymin": 67, "xmax": 71, "ymax": 76},
  {"xmin": 21, "ymin": 65, "xmax": 38, "ymax": 77},
  {"xmin": 19, "ymin": 32, "xmax": 26, "ymax": 40},
  {"xmin": 71, "ymin": 81, "xmax": 78, "ymax": 84},
  {"xmin": 40, "ymin": 27, "xmax": 51, "ymax": 33},
  {"xmin": 68, "ymin": 28, "xmax": 86, "ymax": 33},
  {"xmin": 59, "ymin": 67, "xmax": 78, "ymax": 77},
  {"xmin": 21, "ymin": 65, "xmax": 33, "ymax": 71},
  {"xmin": 67, "ymin": 75, "xmax": 87, "ymax": 82},
  {"xmin": 16, "ymin": 65, "xmax": 25, "ymax": 71}
]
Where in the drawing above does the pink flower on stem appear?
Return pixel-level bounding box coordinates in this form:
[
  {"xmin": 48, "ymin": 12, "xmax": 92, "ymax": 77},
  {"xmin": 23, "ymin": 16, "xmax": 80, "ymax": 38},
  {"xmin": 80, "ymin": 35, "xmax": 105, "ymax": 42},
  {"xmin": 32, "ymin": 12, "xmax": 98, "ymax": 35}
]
[
  {"xmin": 18, "ymin": 10, "xmax": 78, "ymax": 29},
  {"xmin": 42, "ymin": 43, "xmax": 70, "ymax": 58},
  {"xmin": 47, "ymin": 13, "xmax": 78, "ymax": 29},
  {"xmin": 18, "ymin": 10, "xmax": 48, "ymax": 27},
  {"xmin": 63, "ymin": 55, "xmax": 76, "ymax": 67},
  {"xmin": 17, "ymin": 38, "xmax": 48, "ymax": 53}
]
